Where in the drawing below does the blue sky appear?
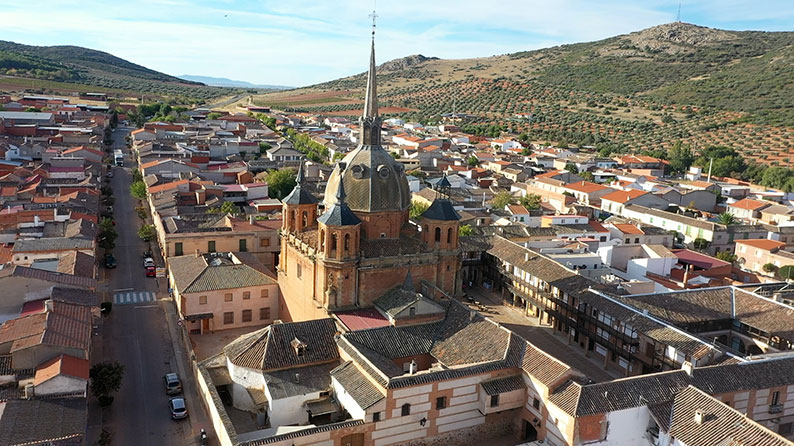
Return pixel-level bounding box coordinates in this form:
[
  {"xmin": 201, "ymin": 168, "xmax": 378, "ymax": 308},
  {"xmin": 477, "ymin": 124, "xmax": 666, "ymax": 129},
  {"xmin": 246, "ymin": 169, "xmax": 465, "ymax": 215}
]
[{"xmin": 1, "ymin": 0, "xmax": 793, "ymax": 87}]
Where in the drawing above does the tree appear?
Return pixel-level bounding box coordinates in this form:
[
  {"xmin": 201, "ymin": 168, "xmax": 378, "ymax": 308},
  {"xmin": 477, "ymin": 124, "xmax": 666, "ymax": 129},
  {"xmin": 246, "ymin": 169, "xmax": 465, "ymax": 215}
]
[
  {"xmin": 138, "ymin": 224, "xmax": 156, "ymax": 241},
  {"xmin": 694, "ymin": 146, "xmax": 746, "ymax": 178},
  {"xmin": 130, "ymin": 181, "xmax": 147, "ymax": 200},
  {"xmin": 110, "ymin": 110, "xmax": 119, "ymax": 128},
  {"xmin": 518, "ymin": 194, "xmax": 541, "ymax": 210},
  {"xmin": 458, "ymin": 224, "xmax": 474, "ymax": 236},
  {"xmin": 564, "ymin": 162, "xmax": 579, "ymax": 174},
  {"xmin": 492, "ymin": 191, "xmax": 514, "ymax": 209},
  {"xmin": 667, "ymin": 141, "xmax": 694, "ymax": 174},
  {"xmin": 762, "ymin": 263, "xmax": 778, "ymax": 274},
  {"xmin": 409, "ymin": 201, "xmax": 429, "ymax": 219},
  {"xmin": 717, "ymin": 212, "xmax": 737, "ymax": 225},
  {"xmin": 131, "ymin": 168, "xmax": 143, "ymax": 183},
  {"xmin": 693, "ymin": 237, "xmax": 710, "ymax": 251},
  {"xmin": 258, "ymin": 142, "xmax": 272, "ymax": 153},
  {"xmin": 98, "ymin": 218, "xmax": 117, "ymax": 250},
  {"xmin": 265, "ymin": 168, "xmax": 297, "ymax": 199},
  {"xmin": 716, "ymin": 251, "xmax": 737, "ymax": 263},
  {"xmin": 207, "ymin": 112, "xmax": 221, "ymax": 120},
  {"xmin": 580, "ymin": 171, "xmax": 595, "ymax": 182},
  {"xmin": 90, "ymin": 361, "xmax": 125, "ymax": 406},
  {"xmin": 777, "ymin": 265, "xmax": 794, "ymax": 281},
  {"xmin": 466, "ymin": 156, "xmax": 479, "ymax": 167},
  {"xmin": 207, "ymin": 201, "xmax": 237, "ymax": 215}
]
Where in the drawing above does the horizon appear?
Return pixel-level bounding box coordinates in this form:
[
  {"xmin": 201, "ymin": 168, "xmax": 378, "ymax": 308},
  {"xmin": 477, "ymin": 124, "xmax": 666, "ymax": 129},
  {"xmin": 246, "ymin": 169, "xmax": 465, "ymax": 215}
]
[{"xmin": 2, "ymin": 0, "xmax": 794, "ymax": 87}]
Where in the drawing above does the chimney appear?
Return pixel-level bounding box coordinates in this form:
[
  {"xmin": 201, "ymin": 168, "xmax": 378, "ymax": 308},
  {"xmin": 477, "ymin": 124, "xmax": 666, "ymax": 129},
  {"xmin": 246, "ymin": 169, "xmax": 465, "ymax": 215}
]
[
  {"xmin": 294, "ymin": 373, "xmax": 300, "ymax": 383},
  {"xmin": 24, "ymin": 384, "xmax": 34, "ymax": 399},
  {"xmin": 249, "ymin": 215, "xmax": 255, "ymax": 224},
  {"xmin": 681, "ymin": 361, "xmax": 694, "ymax": 376},
  {"xmin": 195, "ymin": 189, "xmax": 206, "ymax": 205},
  {"xmin": 525, "ymin": 252, "xmax": 529, "ymax": 262},
  {"xmin": 683, "ymin": 264, "xmax": 691, "ymax": 285},
  {"xmin": 409, "ymin": 360, "xmax": 417, "ymax": 375},
  {"xmin": 195, "ymin": 249, "xmax": 200, "ymax": 258},
  {"xmin": 694, "ymin": 409, "xmax": 705, "ymax": 425}
]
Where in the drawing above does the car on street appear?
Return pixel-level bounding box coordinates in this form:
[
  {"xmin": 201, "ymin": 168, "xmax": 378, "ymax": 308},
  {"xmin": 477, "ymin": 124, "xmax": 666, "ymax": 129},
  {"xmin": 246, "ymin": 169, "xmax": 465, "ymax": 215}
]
[
  {"xmin": 143, "ymin": 250, "xmax": 153, "ymax": 259},
  {"xmin": 107, "ymin": 206, "xmax": 113, "ymax": 213},
  {"xmin": 146, "ymin": 266, "xmax": 156, "ymax": 277},
  {"xmin": 143, "ymin": 257, "xmax": 155, "ymax": 268},
  {"xmin": 106, "ymin": 171, "xmax": 113, "ymax": 178},
  {"xmin": 104, "ymin": 253, "xmax": 117, "ymax": 269},
  {"xmin": 163, "ymin": 373, "xmax": 182, "ymax": 395},
  {"xmin": 168, "ymin": 397, "xmax": 188, "ymax": 420}
]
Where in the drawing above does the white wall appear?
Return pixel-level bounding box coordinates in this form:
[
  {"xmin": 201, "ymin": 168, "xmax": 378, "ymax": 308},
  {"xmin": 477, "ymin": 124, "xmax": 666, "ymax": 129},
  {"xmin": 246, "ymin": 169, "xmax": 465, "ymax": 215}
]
[
  {"xmin": 586, "ymin": 406, "xmax": 654, "ymax": 446},
  {"xmin": 268, "ymin": 392, "xmax": 322, "ymax": 427},
  {"xmin": 332, "ymin": 376, "xmax": 366, "ymax": 421},
  {"xmin": 35, "ymin": 375, "xmax": 86, "ymax": 396}
]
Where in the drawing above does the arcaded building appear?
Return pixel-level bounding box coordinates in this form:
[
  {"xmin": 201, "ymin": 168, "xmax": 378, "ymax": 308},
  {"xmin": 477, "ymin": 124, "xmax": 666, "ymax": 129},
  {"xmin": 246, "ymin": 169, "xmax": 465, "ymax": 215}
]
[{"xmin": 278, "ymin": 41, "xmax": 461, "ymax": 322}]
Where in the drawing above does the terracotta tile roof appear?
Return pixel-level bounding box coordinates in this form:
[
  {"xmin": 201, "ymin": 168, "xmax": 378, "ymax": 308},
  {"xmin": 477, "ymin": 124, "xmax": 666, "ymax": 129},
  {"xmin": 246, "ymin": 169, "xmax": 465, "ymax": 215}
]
[
  {"xmin": 564, "ymin": 181, "xmax": 607, "ymax": 193},
  {"xmin": 330, "ymin": 361, "xmax": 384, "ymax": 410},
  {"xmin": 601, "ymin": 189, "xmax": 646, "ymax": 204},
  {"xmin": 507, "ymin": 204, "xmax": 528, "ymax": 215},
  {"xmin": 148, "ymin": 179, "xmax": 189, "ymax": 195},
  {"xmin": 34, "ymin": 354, "xmax": 89, "ymax": 385},
  {"xmin": 729, "ymin": 198, "xmax": 770, "ymax": 211},
  {"xmin": 56, "ymin": 251, "xmax": 95, "ymax": 278},
  {"xmin": 0, "ymin": 301, "xmax": 93, "ymax": 355},
  {"xmin": 613, "ymin": 223, "xmax": 645, "ymax": 235},
  {"xmin": 0, "ymin": 265, "xmax": 96, "ymax": 289},
  {"xmin": 734, "ymin": 239, "xmax": 786, "ymax": 251}
]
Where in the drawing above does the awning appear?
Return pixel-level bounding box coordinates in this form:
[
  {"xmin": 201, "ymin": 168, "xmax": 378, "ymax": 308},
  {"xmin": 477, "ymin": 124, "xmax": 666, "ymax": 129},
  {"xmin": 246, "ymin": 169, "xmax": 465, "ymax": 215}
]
[
  {"xmin": 305, "ymin": 398, "xmax": 338, "ymax": 416},
  {"xmin": 185, "ymin": 313, "xmax": 214, "ymax": 321}
]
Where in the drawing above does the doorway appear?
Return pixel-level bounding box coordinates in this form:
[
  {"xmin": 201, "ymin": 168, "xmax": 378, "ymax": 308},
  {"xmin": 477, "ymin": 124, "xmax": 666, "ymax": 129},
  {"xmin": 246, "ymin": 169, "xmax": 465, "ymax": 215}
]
[
  {"xmin": 202, "ymin": 319, "xmax": 210, "ymax": 333},
  {"xmin": 523, "ymin": 420, "xmax": 538, "ymax": 442}
]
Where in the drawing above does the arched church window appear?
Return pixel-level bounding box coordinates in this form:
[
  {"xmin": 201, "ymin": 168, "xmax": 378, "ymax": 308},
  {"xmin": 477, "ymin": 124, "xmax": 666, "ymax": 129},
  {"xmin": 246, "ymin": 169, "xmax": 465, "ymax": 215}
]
[
  {"xmin": 434, "ymin": 227, "xmax": 441, "ymax": 242},
  {"xmin": 302, "ymin": 211, "xmax": 308, "ymax": 228},
  {"xmin": 344, "ymin": 233, "xmax": 350, "ymax": 251},
  {"xmin": 447, "ymin": 227, "xmax": 453, "ymax": 243}
]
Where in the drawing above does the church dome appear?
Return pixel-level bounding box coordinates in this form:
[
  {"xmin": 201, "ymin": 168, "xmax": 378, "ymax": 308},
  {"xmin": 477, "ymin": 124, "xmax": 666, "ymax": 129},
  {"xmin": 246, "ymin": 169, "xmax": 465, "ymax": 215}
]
[{"xmin": 323, "ymin": 146, "xmax": 410, "ymax": 212}]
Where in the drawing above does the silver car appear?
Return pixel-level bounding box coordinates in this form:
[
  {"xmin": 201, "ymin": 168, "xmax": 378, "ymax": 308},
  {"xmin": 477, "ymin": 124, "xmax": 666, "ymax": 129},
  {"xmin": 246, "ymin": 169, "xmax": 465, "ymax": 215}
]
[
  {"xmin": 163, "ymin": 373, "xmax": 182, "ymax": 395},
  {"xmin": 169, "ymin": 397, "xmax": 188, "ymax": 420}
]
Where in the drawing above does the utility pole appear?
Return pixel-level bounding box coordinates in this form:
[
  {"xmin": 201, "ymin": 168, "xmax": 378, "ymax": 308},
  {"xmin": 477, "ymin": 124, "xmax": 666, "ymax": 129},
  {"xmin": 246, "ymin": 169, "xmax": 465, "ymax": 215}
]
[{"xmin": 706, "ymin": 157, "xmax": 713, "ymax": 183}]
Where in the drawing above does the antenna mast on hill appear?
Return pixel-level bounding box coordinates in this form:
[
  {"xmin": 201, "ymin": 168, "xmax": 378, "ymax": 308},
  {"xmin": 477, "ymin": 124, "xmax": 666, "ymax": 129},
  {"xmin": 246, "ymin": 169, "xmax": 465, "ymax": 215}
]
[{"xmin": 676, "ymin": 2, "xmax": 682, "ymax": 22}]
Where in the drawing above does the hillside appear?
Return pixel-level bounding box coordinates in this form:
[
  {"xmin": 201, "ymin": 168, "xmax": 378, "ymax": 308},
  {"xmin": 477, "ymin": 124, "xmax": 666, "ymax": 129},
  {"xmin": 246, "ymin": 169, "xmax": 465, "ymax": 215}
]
[
  {"xmin": 0, "ymin": 40, "xmax": 233, "ymax": 101},
  {"xmin": 179, "ymin": 74, "xmax": 292, "ymax": 90},
  {"xmin": 255, "ymin": 22, "xmax": 794, "ymax": 167}
]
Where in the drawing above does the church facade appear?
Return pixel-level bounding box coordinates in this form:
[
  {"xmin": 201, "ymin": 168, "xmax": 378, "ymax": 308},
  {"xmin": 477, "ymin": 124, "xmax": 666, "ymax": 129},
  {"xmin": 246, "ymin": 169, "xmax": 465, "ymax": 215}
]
[{"xmin": 278, "ymin": 40, "xmax": 461, "ymax": 322}]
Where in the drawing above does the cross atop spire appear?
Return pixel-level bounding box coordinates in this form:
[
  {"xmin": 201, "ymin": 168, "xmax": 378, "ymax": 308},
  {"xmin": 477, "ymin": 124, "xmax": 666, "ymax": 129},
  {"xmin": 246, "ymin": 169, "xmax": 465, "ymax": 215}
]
[
  {"xmin": 360, "ymin": 10, "xmax": 382, "ymax": 145},
  {"xmin": 369, "ymin": 10, "xmax": 377, "ymax": 40},
  {"xmin": 336, "ymin": 169, "xmax": 347, "ymax": 203}
]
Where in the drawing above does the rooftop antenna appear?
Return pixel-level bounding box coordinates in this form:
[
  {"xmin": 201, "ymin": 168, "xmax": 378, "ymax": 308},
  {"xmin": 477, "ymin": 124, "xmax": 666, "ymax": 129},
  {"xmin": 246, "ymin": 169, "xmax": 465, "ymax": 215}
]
[{"xmin": 676, "ymin": 2, "xmax": 681, "ymax": 22}]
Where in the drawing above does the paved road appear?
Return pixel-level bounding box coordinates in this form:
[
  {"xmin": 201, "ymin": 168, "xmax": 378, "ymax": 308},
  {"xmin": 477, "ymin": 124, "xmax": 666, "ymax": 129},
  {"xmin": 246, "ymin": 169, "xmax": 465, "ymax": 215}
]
[{"xmin": 93, "ymin": 127, "xmax": 213, "ymax": 445}]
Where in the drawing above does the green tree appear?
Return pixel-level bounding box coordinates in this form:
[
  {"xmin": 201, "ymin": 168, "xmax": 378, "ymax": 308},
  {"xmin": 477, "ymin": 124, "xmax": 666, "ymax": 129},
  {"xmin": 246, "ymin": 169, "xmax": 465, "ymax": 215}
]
[
  {"xmin": 409, "ymin": 201, "xmax": 429, "ymax": 219},
  {"xmin": 207, "ymin": 201, "xmax": 237, "ymax": 215},
  {"xmin": 716, "ymin": 251, "xmax": 737, "ymax": 263},
  {"xmin": 90, "ymin": 361, "xmax": 125, "ymax": 407},
  {"xmin": 110, "ymin": 110, "xmax": 119, "ymax": 128},
  {"xmin": 667, "ymin": 141, "xmax": 694, "ymax": 174},
  {"xmin": 131, "ymin": 168, "xmax": 143, "ymax": 183},
  {"xmin": 693, "ymin": 237, "xmax": 710, "ymax": 251},
  {"xmin": 458, "ymin": 224, "xmax": 474, "ymax": 236},
  {"xmin": 492, "ymin": 191, "xmax": 514, "ymax": 209},
  {"xmin": 717, "ymin": 212, "xmax": 736, "ymax": 225},
  {"xmin": 207, "ymin": 112, "xmax": 221, "ymax": 120},
  {"xmin": 777, "ymin": 265, "xmax": 794, "ymax": 281},
  {"xmin": 760, "ymin": 167, "xmax": 794, "ymax": 190},
  {"xmin": 466, "ymin": 156, "xmax": 479, "ymax": 167},
  {"xmin": 564, "ymin": 162, "xmax": 579, "ymax": 174},
  {"xmin": 258, "ymin": 142, "xmax": 272, "ymax": 153},
  {"xmin": 580, "ymin": 171, "xmax": 595, "ymax": 182},
  {"xmin": 694, "ymin": 146, "xmax": 746, "ymax": 178},
  {"xmin": 518, "ymin": 194, "xmax": 541, "ymax": 210},
  {"xmin": 265, "ymin": 168, "xmax": 297, "ymax": 199},
  {"xmin": 762, "ymin": 263, "xmax": 778, "ymax": 274},
  {"xmin": 138, "ymin": 224, "xmax": 156, "ymax": 241},
  {"xmin": 130, "ymin": 181, "xmax": 147, "ymax": 200},
  {"xmin": 98, "ymin": 217, "xmax": 117, "ymax": 250}
]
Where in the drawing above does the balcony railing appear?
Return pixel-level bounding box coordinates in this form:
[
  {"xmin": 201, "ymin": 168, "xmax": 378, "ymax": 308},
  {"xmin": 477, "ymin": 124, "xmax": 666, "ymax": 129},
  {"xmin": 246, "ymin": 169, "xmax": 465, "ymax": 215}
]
[{"xmin": 769, "ymin": 404, "xmax": 783, "ymax": 414}]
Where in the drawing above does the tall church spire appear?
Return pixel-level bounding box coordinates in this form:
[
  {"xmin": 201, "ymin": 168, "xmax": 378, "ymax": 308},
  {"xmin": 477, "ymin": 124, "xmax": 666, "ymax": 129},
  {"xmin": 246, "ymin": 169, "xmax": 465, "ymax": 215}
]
[{"xmin": 360, "ymin": 10, "xmax": 381, "ymax": 146}]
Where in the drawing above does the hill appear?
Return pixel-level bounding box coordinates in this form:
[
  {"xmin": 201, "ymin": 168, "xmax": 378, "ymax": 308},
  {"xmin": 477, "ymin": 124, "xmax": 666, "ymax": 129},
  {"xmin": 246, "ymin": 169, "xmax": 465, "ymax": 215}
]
[
  {"xmin": 255, "ymin": 22, "xmax": 794, "ymax": 167},
  {"xmin": 0, "ymin": 40, "xmax": 233, "ymax": 101},
  {"xmin": 178, "ymin": 74, "xmax": 292, "ymax": 90}
]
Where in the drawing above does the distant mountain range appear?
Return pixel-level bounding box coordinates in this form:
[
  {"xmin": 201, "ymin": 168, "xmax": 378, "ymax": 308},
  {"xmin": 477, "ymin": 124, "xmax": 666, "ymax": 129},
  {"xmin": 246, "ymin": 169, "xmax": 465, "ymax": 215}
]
[{"xmin": 178, "ymin": 75, "xmax": 292, "ymax": 90}]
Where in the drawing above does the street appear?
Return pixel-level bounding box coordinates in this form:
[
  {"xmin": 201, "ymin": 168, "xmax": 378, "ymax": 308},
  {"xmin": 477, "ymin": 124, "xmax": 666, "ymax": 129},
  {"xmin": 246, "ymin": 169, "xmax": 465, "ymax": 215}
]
[{"xmin": 88, "ymin": 127, "xmax": 213, "ymax": 445}]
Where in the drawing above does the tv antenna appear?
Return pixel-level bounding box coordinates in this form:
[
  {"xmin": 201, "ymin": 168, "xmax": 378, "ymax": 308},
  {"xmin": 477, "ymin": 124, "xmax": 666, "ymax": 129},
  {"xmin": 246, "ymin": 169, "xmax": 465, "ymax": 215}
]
[{"xmin": 676, "ymin": 2, "xmax": 681, "ymax": 22}]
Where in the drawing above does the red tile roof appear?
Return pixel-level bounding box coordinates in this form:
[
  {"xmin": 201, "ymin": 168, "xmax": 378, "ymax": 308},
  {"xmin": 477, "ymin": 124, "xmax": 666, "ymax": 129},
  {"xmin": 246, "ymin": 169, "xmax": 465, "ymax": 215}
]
[
  {"xmin": 734, "ymin": 239, "xmax": 786, "ymax": 251},
  {"xmin": 601, "ymin": 189, "xmax": 646, "ymax": 204},
  {"xmin": 565, "ymin": 181, "xmax": 607, "ymax": 193},
  {"xmin": 335, "ymin": 308, "xmax": 389, "ymax": 331},
  {"xmin": 729, "ymin": 198, "xmax": 770, "ymax": 211},
  {"xmin": 34, "ymin": 354, "xmax": 89, "ymax": 385},
  {"xmin": 613, "ymin": 223, "xmax": 644, "ymax": 235}
]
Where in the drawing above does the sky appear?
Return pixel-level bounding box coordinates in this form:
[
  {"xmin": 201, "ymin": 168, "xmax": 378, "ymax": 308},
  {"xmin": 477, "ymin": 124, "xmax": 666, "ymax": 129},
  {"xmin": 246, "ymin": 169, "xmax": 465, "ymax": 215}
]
[{"xmin": 1, "ymin": 0, "xmax": 793, "ymax": 87}]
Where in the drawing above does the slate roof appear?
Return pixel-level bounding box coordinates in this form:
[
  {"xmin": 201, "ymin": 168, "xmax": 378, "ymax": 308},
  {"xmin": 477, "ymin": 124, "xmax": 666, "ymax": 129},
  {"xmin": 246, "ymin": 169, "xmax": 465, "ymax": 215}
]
[
  {"xmin": 283, "ymin": 163, "xmax": 318, "ymax": 205},
  {"xmin": 330, "ymin": 361, "xmax": 384, "ymax": 409},
  {"xmin": 420, "ymin": 199, "xmax": 461, "ymax": 221},
  {"xmin": 668, "ymin": 386, "xmax": 792, "ymax": 446},
  {"xmin": 168, "ymin": 253, "xmax": 276, "ymax": 294},
  {"xmin": 480, "ymin": 375, "xmax": 526, "ymax": 396},
  {"xmin": 224, "ymin": 318, "xmax": 339, "ymax": 371},
  {"xmin": 0, "ymin": 397, "xmax": 86, "ymax": 446},
  {"xmin": 50, "ymin": 287, "xmax": 98, "ymax": 307},
  {"xmin": 373, "ymin": 286, "xmax": 445, "ymax": 319}
]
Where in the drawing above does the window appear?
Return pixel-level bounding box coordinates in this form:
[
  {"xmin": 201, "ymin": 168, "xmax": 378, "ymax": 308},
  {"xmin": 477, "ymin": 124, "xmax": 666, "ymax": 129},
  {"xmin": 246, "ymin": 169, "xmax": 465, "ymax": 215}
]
[
  {"xmin": 772, "ymin": 391, "xmax": 780, "ymax": 406},
  {"xmin": 260, "ymin": 238, "xmax": 270, "ymax": 247},
  {"xmin": 447, "ymin": 227, "xmax": 453, "ymax": 243},
  {"xmin": 224, "ymin": 293, "xmax": 233, "ymax": 302},
  {"xmin": 435, "ymin": 227, "xmax": 441, "ymax": 242},
  {"xmin": 297, "ymin": 263, "xmax": 302, "ymax": 278},
  {"xmin": 208, "ymin": 241, "xmax": 216, "ymax": 252},
  {"xmin": 401, "ymin": 404, "xmax": 411, "ymax": 416},
  {"xmin": 490, "ymin": 395, "xmax": 500, "ymax": 407},
  {"xmin": 260, "ymin": 307, "xmax": 271, "ymax": 320},
  {"xmin": 174, "ymin": 242, "xmax": 183, "ymax": 256},
  {"xmin": 243, "ymin": 291, "xmax": 250, "ymax": 300},
  {"xmin": 223, "ymin": 312, "xmax": 234, "ymax": 324},
  {"xmin": 436, "ymin": 396, "xmax": 447, "ymax": 410},
  {"xmin": 373, "ymin": 412, "xmax": 381, "ymax": 422},
  {"xmin": 239, "ymin": 239, "xmax": 247, "ymax": 252},
  {"xmin": 625, "ymin": 238, "xmax": 630, "ymax": 243},
  {"xmin": 242, "ymin": 309, "xmax": 252, "ymax": 322},
  {"xmin": 600, "ymin": 236, "xmax": 606, "ymax": 242},
  {"xmin": 634, "ymin": 238, "xmax": 640, "ymax": 243},
  {"xmin": 533, "ymin": 398, "xmax": 540, "ymax": 410},
  {"xmin": 199, "ymin": 295, "xmax": 207, "ymax": 305},
  {"xmin": 261, "ymin": 289, "xmax": 269, "ymax": 298},
  {"xmin": 409, "ymin": 307, "xmax": 416, "ymax": 316},
  {"xmin": 344, "ymin": 233, "xmax": 350, "ymax": 251}
]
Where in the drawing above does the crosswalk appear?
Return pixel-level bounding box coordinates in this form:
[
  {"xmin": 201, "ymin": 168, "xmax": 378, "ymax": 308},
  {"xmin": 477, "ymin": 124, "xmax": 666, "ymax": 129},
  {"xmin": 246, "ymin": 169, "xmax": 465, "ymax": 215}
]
[{"xmin": 113, "ymin": 291, "xmax": 158, "ymax": 305}]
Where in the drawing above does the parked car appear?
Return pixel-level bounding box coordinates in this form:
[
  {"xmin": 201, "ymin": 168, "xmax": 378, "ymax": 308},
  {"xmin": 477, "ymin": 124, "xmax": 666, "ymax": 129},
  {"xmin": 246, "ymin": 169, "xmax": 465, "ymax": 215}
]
[
  {"xmin": 106, "ymin": 171, "xmax": 113, "ymax": 178},
  {"xmin": 107, "ymin": 206, "xmax": 113, "ymax": 213},
  {"xmin": 143, "ymin": 257, "xmax": 155, "ymax": 268},
  {"xmin": 163, "ymin": 373, "xmax": 182, "ymax": 395},
  {"xmin": 146, "ymin": 266, "xmax": 156, "ymax": 277},
  {"xmin": 143, "ymin": 250, "xmax": 153, "ymax": 259},
  {"xmin": 168, "ymin": 397, "xmax": 188, "ymax": 420},
  {"xmin": 104, "ymin": 253, "xmax": 117, "ymax": 269}
]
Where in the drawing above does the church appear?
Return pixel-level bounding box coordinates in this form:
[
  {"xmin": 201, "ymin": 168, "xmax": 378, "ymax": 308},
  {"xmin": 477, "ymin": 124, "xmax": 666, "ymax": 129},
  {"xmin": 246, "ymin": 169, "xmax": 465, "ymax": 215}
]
[{"xmin": 278, "ymin": 37, "xmax": 461, "ymax": 322}]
